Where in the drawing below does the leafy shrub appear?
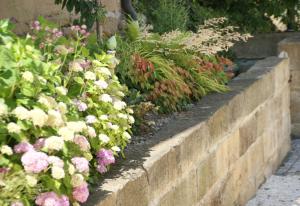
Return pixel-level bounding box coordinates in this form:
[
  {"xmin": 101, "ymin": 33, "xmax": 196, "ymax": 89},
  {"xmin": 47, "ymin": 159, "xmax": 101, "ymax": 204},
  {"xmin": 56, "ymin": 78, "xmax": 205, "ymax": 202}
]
[
  {"xmin": 132, "ymin": 0, "xmax": 189, "ymax": 33},
  {"xmin": 0, "ymin": 19, "xmax": 133, "ymax": 206}
]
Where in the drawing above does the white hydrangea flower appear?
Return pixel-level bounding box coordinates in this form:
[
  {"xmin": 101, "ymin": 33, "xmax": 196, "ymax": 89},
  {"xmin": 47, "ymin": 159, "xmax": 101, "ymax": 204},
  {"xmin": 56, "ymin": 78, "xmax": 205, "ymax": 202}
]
[
  {"xmin": 113, "ymin": 101, "xmax": 126, "ymax": 110},
  {"xmin": 69, "ymin": 61, "xmax": 83, "ymax": 72},
  {"xmin": 56, "ymin": 86, "xmax": 68, "ymax": 95},
  {"xmin": 48, "ymin": 156, "xmax": 64, "ymax": 168},
  {"xmin": 26, "ymin": 175, "xmax": 38, "ymax": 187},
  {"xmin": 84, "ymin": 71, "xmax": 96, "ymax": 80},
  {"xmin": 45, "ymin": 136, "xmax": 64, "ymax": 151},
  {"xmin": 99, "ymin": 134, "xmax": 110, "ymax": 143},
  {"xmin": 66, "ymin": 121, "xmax": 87, "ymax": 133},
  {"xmin": 71, "ymin": 174, "xmax": 85, "ymax": 187},
  {"xmin": 85, "ymin": 115, "xmax": 97, "ymax": 124},
  {"xmin": 30, "ymin": 108, "xmax": 48, "ymax": 127},
  {"xmin": 58, "ymin": 127, "xmax": 75, "ymax": 141},
  {"xmin": 0, "ymin": 99, "xmax": 8, "ymax": 117},
  {"xmin": 0, "ymin": 145, "xmax": 13, "ymax": 155},
  {"xmin": 7, "ymin": 122, "xmax": 21, "ymax": 134},
  {"xmin": 94, "ymin": 80, "xmax": 108, "ymax": 89},
  {"xmin": 51, "ymin": 166, "xmax": 65, "ymax": 179},
  {"xmin": 87, "ymin": 126, "xmax": 96, "ymax": 138},
  {"xmin": 100, "ymin": 94, "xmax": 112, "ymax": 103},
  {"xmin": 13, "ymin": 106, "xmax": 30, "ymax": 120},
  {"xmin": 58, "ymin": 102, "xmax": 67, "ymax": 114},
  {"xmin": 22, "ymin": 71, "xmax": 34, "ymax": 82},
  {"xmin": 97, "ymin": 67, "xmax": 111, "ymax": 76},
  {"xmin": 111, "ymin": 146, "xmax": 120, "ymax": 152},
  {"xmin": 38, "ymin": 95, "xmax": 57, "ymax": 109},
  {"xmin": 99, "ymin": 114, "xmax": 108, "ymax": 120},
  {"xmin": 47, "ymin": 110, "xmax": 64, "ymax": 127},
  {"xmin": 116, "ymin": 91, "xmax": 125, "ymax": 97},
  {"xmin": 126, "ymin": 108, "xmax": 134, "ymax": 114},
  {"xmin": 128, "ymin": 115, "xmax": 135, "ymax": 124},
  {"xmin": 107, "ymin": 122, "xmax": 119, "ymax": 130},
  {"xmin": 123, "ymin": 132, "xmax": 132, "ymax": 140},
  {"xmin": 117, "ymin": 113, "xmax": 128, "ymax": 119}
]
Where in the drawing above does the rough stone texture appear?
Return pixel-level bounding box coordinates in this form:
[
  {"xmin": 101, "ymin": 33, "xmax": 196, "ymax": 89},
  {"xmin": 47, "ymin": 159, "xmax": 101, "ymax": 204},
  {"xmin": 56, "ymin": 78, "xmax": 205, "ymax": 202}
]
[
  {"xmin": 85, "ymin": 57, "xmax": 291, "ymax": 206},
  {"xmin": 246, "ymin": 140, "xmax": 300, "ymax": 206},
  {"xmin": 232, "ymin": 32, "xmax": 300, "ymax": 59},
  {"xmin": 0, "ymin": 0, "xmax": 121, "ymax": 35},
  {"xmin": 279, "ymin": 37, "xmax": 300, "ymax": 137}
]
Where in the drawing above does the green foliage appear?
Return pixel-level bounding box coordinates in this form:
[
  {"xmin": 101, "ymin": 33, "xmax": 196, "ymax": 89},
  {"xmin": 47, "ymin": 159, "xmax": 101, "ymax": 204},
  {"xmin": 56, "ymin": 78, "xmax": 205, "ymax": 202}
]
[
  {"xmin": 132, "ymin": 0, "xmax": 189, "ymax": 33},
  {"xmin": 133, "ymin": 0, "xmax": 300, "ymax": 33},
  {"xmin": 54, "ymin": 0, "xmax": 106, "ymax": 29}
]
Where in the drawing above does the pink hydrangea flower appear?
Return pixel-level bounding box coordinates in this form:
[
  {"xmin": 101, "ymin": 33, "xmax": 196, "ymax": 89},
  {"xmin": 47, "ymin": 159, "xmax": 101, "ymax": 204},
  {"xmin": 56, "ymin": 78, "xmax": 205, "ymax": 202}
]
[
  {"xmin": 96, "ymin": 149, "xmax": 115, "ymax": 174},
  {"xmin": 35, "ymin": 192, "xmax": 69, "ymax": 206},
  {"xmin": 34, "ymin": 138, "xmax": 46, "ymax": 150},
  {"xmin": 74, "ymin": 135, "xmax": 90, "ymax": 151},
  {"xmin": 71, "ymin": 157, "xmax": 89, "ymax": 173},
  {"xmin": 72, "ymin": 182, "xmax": 89, "ymax": 203},
  {"xmin": 14, "ymin": 142, "xmax": 34, "ymax": 154},
  {"xmin": 96, "ymin": 164, "xmax": 107, "ymax": 174},
  {"xmin": 21, "ymin": 151, "xmax": 49, "ymax": 173},
  {"xmin": 97, "ymin": 149, "xmax": 115, "ymax": 166}
]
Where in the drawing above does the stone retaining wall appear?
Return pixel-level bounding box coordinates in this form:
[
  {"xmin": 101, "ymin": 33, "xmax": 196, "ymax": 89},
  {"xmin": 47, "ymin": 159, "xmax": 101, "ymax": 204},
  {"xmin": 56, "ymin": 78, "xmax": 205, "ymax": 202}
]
[
  {"xmin": 86, "ymin": 57, "xmax": 291, "ymax": 206},
  {"xmin": 232, "ymin": 32, "xmax": 300, "ymax": 59},
  {"xmin": 279, "ymin": 38, "xmax": 300, "ymax": 137},
  {"xmin": 0, "ymin": 0, "xmax": 121, "ymax": 35}
]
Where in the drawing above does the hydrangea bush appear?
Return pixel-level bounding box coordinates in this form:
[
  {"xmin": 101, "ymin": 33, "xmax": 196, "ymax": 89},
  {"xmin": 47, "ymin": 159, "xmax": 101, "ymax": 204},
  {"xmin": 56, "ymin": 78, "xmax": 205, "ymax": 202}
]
[{"xmin": 0, "ymin": 19, "xmax": 134, "ymax": 206}]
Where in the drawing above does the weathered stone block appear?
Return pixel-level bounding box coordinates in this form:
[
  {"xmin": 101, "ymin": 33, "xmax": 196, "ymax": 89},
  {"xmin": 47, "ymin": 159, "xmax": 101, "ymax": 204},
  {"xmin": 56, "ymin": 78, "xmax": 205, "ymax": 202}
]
[
  {"xmin": 239, "ymin": 116, "xmax": 258, "ymax": 156},
  {"xmin": 207, "ymin": 105, "xmax": 230, "ymax": 146},
  {"xmin": 196, "ymin": 152, "xmax": 217, "ymax": 201},
  {"xmin": 116, "ymin": 172, "xmax": 149, "ymax": 206}
]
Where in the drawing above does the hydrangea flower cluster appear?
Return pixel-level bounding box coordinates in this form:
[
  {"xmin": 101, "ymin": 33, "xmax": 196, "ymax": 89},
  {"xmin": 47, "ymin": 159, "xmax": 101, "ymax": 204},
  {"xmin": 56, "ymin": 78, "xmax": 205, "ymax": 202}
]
[{"xmin": 0, "ymin": 19, "xmax": 133, "ymax": 206}]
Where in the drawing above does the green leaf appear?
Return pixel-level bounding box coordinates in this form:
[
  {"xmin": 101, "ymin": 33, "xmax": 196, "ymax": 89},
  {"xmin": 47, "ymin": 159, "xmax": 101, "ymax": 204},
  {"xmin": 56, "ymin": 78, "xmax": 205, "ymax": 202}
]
[{"xmin": 74, "ymin": 77, "xmax": 84, "ymax": 84}]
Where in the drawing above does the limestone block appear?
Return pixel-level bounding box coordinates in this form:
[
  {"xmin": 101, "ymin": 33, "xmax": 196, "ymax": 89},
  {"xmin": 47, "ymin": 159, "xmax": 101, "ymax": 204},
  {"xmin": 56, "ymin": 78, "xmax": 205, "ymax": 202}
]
[
  {"xmin": 207, "ymin": 105, "xmax": 230, "ymax": 146},
  {"xmin": 196, "ymin": 152, "xmax": 217, "ymax": 201},
  {"xmin": 116, "ymin": 172, "xmax": 149, "ymax": 206},
  {"xmin": 246, "ymin": 138, "xmax": 264, "ymax": 179},
  {"xmin": 227, "ymin": 92, "xmax": 247, "ymax": 126},
  {"xmin": 178, "ymin": 122, "xmax": 210, "ymax": 169},
  {"xmin": 239, "ymin": 116, "xmax": 258, "ymax": 156},
  {"xmin": 168, "ymin": 170, "xmax": 198, "ymax": 206}
]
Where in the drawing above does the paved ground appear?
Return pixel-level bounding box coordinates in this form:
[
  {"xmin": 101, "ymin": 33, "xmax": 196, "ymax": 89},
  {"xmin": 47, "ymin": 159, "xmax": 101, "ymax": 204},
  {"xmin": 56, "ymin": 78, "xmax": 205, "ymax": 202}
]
[{"xmin": 246, "ymin": 139, "xmax": 300, "ymax": 206}]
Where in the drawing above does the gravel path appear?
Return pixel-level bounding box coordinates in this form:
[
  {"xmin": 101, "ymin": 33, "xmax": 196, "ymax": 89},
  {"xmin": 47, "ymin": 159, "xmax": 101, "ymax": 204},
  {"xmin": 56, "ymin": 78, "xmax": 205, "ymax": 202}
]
[{"xmin": 246, "ymin": 139, "xmax": 300, "ymax": 206}]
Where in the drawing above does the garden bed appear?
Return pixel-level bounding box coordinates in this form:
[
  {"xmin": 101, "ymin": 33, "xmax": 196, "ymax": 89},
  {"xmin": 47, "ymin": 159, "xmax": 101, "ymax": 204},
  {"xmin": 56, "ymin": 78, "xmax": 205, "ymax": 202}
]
[{"xmin": 85, "ymin": 56, "xmax": 291, "ymax": 206}]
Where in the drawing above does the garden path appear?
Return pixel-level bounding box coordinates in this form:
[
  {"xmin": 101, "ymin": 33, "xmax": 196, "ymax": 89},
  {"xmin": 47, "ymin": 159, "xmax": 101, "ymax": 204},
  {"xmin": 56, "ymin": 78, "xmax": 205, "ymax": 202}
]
[{"xmin": 246, "ymin": 139, "xmax": 300, "ymax": 206}]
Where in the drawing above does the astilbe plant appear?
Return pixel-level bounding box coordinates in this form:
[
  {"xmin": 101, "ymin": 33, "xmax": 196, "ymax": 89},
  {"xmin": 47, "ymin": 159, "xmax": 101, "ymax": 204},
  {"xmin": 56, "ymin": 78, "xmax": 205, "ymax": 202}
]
[
  {"xmin": 0, "ymin": 19, "xmax": 134, "ymax": 206},
  {"xmin": 161, "ymin": 17, "xmax": 252, "ymax": 55}
]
